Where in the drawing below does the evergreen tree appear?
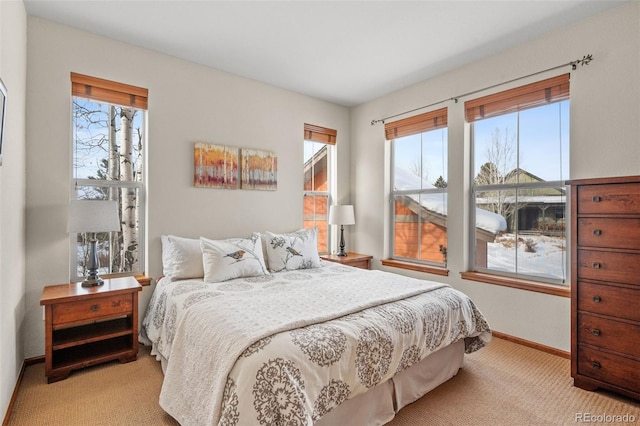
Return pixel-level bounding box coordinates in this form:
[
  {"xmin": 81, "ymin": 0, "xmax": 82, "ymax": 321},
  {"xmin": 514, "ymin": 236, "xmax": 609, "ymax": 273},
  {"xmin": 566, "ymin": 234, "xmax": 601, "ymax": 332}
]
[{"xmin": 434, "ymin": 176, "xmax": 447, "ymax": 188}]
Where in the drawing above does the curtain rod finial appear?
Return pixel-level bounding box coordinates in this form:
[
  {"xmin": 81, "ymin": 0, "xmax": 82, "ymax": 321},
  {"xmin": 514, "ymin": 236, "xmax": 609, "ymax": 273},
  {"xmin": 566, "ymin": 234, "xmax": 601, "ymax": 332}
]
[{"xmin": 571, "ymin": 53, "xmax": 593, "ymax": 70}]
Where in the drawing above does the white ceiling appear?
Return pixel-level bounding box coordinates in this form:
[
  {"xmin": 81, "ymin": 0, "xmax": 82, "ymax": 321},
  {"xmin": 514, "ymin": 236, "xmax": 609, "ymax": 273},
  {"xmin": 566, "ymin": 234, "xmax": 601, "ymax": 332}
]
[{"xmin": 23, "ymin": 0, "xmax": 627, "ymax": 107}]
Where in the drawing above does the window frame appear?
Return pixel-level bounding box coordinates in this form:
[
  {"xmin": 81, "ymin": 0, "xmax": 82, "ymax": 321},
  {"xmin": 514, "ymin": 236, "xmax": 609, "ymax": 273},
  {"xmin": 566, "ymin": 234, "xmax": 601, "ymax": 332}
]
[
  {"xmin": 303, "ymin": 123, "xmax": 336, "ymax": 255},
  {"xmin": 69, "ymin": 73, "xmax": 148, "ymax": 282},
  {"xmin": 466, "ymin": 74, "xmax": 570, "ymax": 287},
  {"xmin": 387, "ymin": 108, "xmax": 449, "ymax": 268}
]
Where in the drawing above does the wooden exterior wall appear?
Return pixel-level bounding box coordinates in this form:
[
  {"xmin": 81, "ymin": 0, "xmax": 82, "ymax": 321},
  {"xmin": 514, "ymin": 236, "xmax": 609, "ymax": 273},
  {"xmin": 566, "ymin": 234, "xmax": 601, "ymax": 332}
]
[{"xmin": 303, "ymin": 166, "xmax": 328, "ymax": 253}]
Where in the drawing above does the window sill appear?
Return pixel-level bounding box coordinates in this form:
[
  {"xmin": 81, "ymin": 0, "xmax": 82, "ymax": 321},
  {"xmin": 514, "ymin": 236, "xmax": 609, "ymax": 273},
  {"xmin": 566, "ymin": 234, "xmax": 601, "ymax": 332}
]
[
  {"xmin": 460, "ymin": 271, "xmax": 569, "ymax": 297},
  {"xmin": 381, "ymin": 259, "xmax": 449, "ymax": 277},
  {"xmin": 103, "ymin": 273, "xmax": 152, "ymax": 286}
]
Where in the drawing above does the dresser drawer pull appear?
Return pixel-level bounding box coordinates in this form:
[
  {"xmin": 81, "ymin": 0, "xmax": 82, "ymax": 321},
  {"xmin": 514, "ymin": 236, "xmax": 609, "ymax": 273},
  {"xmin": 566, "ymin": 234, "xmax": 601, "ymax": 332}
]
[
  {"xmin": 592, "ymin": 262, "xmax": 601, "ymax": 269},
  {"xmin": 592, "ymin": 229, "xmax": 602, "ymax": 236},
  {"xmin": 592, "ymin": 196, "xmax": 601, "ymax": 202},
  {"xmin": 591, "ymin": 329, "xmax": 601, "ymax": 336},
  {"xmin": 591, "ymin": 361, "xmax": 601, "ymax": 370},
  {"xmin": 593, "ymin": 296, "xmax": 602, "ymax": 303},
  {"xmin": 90, "ymin": 304, "xmax": 99, "ymax": 312}
]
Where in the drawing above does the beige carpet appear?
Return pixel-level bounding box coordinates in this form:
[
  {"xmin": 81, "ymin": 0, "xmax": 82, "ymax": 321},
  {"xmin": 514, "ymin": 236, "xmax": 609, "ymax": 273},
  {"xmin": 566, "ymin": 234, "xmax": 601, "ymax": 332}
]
[{"xmin": 6, "ymin": 338, "xmax": 640, "ymax": 425}]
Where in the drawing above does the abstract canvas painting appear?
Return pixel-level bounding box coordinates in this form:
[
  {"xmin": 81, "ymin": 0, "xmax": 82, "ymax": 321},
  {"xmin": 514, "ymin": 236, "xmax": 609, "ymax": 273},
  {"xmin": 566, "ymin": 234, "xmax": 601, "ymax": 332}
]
[
  {"xmin": 241, "ymin": 148, "xmax": 277, "ymax": 190},
  {"xmin": 194, "ymin": 142, "xmax": 239, "ymax": 189}
]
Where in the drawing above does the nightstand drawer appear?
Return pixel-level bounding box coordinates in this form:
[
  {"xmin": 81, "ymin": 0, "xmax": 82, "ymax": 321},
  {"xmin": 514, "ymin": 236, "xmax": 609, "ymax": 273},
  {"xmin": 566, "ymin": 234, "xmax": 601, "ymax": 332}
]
[
  {"xmin": 578, "ymin": 313, "xmax": 640, "ymax": 357},
  {"xmin": 53, "ymin": 293, "xmax": 134, "ymax": 325}
]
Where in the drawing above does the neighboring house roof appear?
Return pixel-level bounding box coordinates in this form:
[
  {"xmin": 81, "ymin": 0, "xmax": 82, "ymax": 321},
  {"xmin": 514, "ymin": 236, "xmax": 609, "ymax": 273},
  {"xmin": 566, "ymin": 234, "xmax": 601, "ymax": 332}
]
[
  {"xmin": 503, "ymin": 168, "xmax": 566, "ymax": 196},
  {"xmin": 395, "ymin": 168, "xmax": 507, "ymax": 235},
  {"xmin": 303, "ymin": 144, "xmax": 328, "ymax": 186}
]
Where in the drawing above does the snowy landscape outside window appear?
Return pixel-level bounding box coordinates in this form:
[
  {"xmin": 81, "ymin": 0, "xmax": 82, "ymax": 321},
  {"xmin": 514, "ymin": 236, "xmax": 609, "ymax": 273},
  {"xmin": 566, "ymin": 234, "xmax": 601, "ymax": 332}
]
[
  {"xmin": 389, "ymin": 108, "xmax": 448, "ymax": 266},
  {"xmin": 70, "ymin": 73, "xmax": 147, "ymax": 282},
  {"xmin": 468, "ymin": 74, "xmax": 569, "ymax": 285}
]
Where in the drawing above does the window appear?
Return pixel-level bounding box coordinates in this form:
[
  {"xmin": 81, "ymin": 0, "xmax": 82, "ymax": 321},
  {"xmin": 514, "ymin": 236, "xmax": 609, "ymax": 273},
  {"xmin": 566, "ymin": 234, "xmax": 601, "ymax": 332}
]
[
  {"xmin": 467, "ymin": 74, "xmax": 569, "ymax": 284},
  {"xmin": 303, "ymin": 124, "xmax": 336, "ymax": 254},
  {"xmin": 70, "ymin": 73, "xmax": 148, "ymax": 281},
  {"xmin": 387, "ymin": 108, "xmax": 448, "ymax": 266}
]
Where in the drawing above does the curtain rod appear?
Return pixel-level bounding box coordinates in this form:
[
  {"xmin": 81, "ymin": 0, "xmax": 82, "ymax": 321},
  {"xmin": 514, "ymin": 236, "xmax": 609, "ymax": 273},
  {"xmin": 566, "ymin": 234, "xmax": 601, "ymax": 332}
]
[{"xmin": 370, "ymin": 54, "xmax": 593, "ymax": 126}]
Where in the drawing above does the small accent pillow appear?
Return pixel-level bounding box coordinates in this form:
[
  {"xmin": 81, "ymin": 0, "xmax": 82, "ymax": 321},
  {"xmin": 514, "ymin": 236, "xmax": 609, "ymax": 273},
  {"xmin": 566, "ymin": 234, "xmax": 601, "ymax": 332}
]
[
  {"xmin": 264, "ymin": 228, "xmax": 322, "ymax": 272},
  {"xmin": 200, "ymin": 234, "xmax": 269, "ymax": 283},
  {"xmin": 161, "ymin": 235, "xmax": 204, "ymax": 281}
]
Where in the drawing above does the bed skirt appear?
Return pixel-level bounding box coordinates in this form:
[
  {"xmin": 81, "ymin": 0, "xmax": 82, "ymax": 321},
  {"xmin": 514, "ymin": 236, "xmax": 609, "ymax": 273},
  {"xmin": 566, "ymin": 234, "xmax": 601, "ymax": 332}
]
[
  {"xmin": 316, "ymin": 339, "xmax": 465, "ymax": 426},
  {"xmin": 150, "ymin": 339, "xmax": 464, "ymax": 426}
]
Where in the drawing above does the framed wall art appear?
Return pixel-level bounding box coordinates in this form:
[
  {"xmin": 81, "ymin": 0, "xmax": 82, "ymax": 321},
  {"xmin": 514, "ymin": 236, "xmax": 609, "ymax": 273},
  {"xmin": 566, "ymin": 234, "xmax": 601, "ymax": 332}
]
[
  {"xmin": 241, "ymin": 148, "xmax": 277, "ymax": 190},
  {"xmin": 193, "ymin": 142, "xmax": 239, "ymax": 189}
]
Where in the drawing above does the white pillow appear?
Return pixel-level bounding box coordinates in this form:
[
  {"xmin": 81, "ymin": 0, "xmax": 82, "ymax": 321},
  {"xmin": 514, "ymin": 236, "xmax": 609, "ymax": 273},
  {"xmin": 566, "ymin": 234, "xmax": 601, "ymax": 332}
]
[
  {"xmin": 200, "ymin": 234, "xmax": 269, "ymax": 283},
  {"xmin": 161, "ymin": 235, "xmax": 204, "ymax": 280},
  {"xmin": 264, "ymin": 228, "xmax": 322, "ymax": 272}
]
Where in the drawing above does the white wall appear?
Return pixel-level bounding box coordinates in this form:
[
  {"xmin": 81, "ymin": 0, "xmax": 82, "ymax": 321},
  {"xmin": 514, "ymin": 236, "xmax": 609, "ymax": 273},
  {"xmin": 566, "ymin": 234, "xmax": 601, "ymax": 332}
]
[
  {"xmin": 0, "ymin": 0, "xmax": 27, "ymax": 418},
  {"xmin": 25, "ymin": 17, "xmax": 350, "ymax": 358},
  {"xmin": 350, "ymin": 2, "xmax": 639, "ymax": 352}
]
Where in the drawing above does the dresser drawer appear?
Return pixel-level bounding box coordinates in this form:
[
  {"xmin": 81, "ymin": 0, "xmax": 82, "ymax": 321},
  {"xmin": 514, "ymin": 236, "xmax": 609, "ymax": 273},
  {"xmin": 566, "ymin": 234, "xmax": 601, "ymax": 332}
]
[
  {"xmin": 52, "ymin": 293, "xmax": 134, "ymax": 325},
  {"xmin": 577, "ymin": 346, "xmax": 640, "ymax": 393},
  {"xmin": 578, "ymin": 281, "xmax": 640, "ymax": 321},
  {"xmin": 578, "ymin": 218, "xmax": 640, "ymax": 250},
  {"xmin": 578, "ymin": 183, "xmax": 640, "ymax": 215},
  {"xmin": 578, "ymin": 313, "xmax": 640, "ymax": 357},
  {"xmin": 577, "ymin": 250, "xmax": 640, "ymax": 286}
]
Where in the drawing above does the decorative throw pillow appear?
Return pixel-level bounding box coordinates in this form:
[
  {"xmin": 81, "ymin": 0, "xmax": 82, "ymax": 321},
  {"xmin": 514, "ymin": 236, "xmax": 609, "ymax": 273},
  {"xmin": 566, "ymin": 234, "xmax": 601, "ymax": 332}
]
[
  {"xmin": 161, "ymin": 235, "xmax": 205, "ymax": 281},
  {"xmin": 264, "ymin": 228, "xmax": 322, "ymax": 272},
  {"xmin": 200, "ymin": 234, "xmax": 269, "ymax": 283}
]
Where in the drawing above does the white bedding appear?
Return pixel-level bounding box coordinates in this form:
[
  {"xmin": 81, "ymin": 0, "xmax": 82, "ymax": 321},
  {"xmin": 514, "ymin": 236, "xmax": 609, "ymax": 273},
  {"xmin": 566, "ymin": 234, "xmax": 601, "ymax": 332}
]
[{"xmin": 141, "ymin": 261, "xmax": 491, "ymax": 425}]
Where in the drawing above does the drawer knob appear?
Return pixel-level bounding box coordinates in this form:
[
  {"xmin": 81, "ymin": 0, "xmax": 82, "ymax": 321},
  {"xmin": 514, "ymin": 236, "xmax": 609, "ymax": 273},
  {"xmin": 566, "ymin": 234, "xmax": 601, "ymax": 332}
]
[
  {"xmin": 592, "ymin": 262, "xmax": 601, "ymax": 269},
  {"xmin": 591, "ymin": 361, "xmax": 601, "ymax": 370},
  {"xmin": 593, "ymin": 296, "xmax": 602, "ymax": 303},
  {"xmin": 592, "ymin": 196, "xmax": 601, "ymax": 202},
  {"xmin": 591, "ymin": 329, "xmax": 601, "ymax": 336},
  {"xmin": 592, "ymin": 229, "xmax": 602, "ymax": 236},
  {"xmin": 90, "ymin": 304, "xmax": 99, "ymax": 312}
]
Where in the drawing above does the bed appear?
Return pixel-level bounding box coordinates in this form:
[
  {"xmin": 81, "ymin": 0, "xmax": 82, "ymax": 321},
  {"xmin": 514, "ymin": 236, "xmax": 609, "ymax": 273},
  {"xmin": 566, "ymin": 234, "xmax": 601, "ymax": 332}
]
[{"xmin": 140, "ymin": 231, "xmax": 491, "ymax": 426}]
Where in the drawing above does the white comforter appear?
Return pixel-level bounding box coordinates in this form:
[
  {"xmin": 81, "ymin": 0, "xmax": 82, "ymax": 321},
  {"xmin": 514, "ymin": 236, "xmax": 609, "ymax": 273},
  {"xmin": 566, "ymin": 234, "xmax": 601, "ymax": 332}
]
[{"xmin": 141, "ymin": 262, "xmax": 491, "ymax": 426}]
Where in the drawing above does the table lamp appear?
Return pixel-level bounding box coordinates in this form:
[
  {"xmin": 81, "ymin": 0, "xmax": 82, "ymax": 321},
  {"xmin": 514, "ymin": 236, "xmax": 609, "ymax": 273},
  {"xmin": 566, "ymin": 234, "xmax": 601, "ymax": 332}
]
[
  {"xmin": 329, "ymin": 205, "xmax": 355, "ymax": 256},
  {"xmin": 68, "ymin": 200, "xmax": 121, "ymax": 286}
]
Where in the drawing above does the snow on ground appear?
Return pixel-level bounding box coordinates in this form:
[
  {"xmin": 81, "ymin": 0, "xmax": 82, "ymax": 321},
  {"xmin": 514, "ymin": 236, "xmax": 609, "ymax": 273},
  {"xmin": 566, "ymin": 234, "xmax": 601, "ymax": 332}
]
[{"xmin": 487, "ymin": 233, "xmax": 567, "ymax": 281}]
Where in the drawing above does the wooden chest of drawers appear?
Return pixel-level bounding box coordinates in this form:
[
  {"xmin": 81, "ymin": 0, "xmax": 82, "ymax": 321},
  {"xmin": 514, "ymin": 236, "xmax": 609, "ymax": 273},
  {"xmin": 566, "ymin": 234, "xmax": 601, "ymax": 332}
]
[
  {"xmin": 40, "ymin": 276, "xmax": 141, "ymax": 383},
  {"xmin": 568, "ymin": 175, "xmax": 640, "ymax": 400}
]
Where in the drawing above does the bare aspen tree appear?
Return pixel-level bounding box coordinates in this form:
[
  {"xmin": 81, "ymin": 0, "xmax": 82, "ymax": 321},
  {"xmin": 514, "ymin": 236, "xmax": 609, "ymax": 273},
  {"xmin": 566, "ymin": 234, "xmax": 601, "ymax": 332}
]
[
  {"xmin": 475, "ymin": 127, "xmax": 518, "ymax": 228},
  {"xmin": 119, "ymin": 107, "xmax": 138, "ymax": 272},
  {"xmin": 108, "ymin": 105, "xmax": 119, "ymax": 270}
]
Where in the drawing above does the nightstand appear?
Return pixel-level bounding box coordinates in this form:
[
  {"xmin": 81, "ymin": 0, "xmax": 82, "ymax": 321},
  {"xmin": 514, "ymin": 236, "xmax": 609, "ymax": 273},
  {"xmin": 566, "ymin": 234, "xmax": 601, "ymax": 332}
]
[
  {"xmin": 320, "ymin": 252, "xmax": 373, "ymax": 270},
  {"xmin": 40, "ymin": 276, "xmax": 142, "ymax": 383}
]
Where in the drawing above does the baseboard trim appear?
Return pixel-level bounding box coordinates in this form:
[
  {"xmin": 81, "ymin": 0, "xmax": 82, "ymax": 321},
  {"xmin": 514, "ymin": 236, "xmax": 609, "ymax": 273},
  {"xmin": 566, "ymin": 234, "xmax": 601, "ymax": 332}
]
[
  {"xmin": 492, "ymin": 331, "xmax": 570, "ymax": 359},
  {"xmin": 25, "ymin": 355, "xmax": 44, "ymax": 366},
  {"xmin": 2, "ymin": 356, "xmax": 44, "ymax": 426}
]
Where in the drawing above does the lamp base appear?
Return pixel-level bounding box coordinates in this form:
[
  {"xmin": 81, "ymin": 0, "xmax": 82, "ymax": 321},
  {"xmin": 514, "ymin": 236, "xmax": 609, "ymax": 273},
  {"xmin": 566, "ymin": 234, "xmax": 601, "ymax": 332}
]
[
  {"xmin": 338, "ymin": 225, "xmax": 348, "ymax": 256},
  {"xmin": 82, "ymin": 237, "xmax": 104, "ymax": 287},
  {"xmin": 81, "ymin": 276, "xmax": 104, "ymax": 287}
]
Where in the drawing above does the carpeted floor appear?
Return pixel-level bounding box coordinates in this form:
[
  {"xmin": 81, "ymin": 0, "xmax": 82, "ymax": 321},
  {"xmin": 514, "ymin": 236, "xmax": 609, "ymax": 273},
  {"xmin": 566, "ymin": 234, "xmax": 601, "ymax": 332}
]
[{"xmin": 6, "ymin": 337, "xmax": 640, "ymax": 425}]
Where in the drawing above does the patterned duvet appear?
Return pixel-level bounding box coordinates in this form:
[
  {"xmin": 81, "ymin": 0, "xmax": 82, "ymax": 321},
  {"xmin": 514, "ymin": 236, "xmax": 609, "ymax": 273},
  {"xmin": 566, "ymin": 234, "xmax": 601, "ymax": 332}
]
[{"xmin": 140, "ymin": 261, "xmax": 491, "ymax": 426}]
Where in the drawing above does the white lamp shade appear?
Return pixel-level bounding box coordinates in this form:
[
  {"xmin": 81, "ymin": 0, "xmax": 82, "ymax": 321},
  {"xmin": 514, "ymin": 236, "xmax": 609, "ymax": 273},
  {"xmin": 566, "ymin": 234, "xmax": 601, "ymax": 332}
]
[
  {"xmin": 68, "ymin": 200, "xmax": 121, "ymax": 233},
  {"xmin": 329, "ymin": 205, "xmax": 355, "ymax": 226}
]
